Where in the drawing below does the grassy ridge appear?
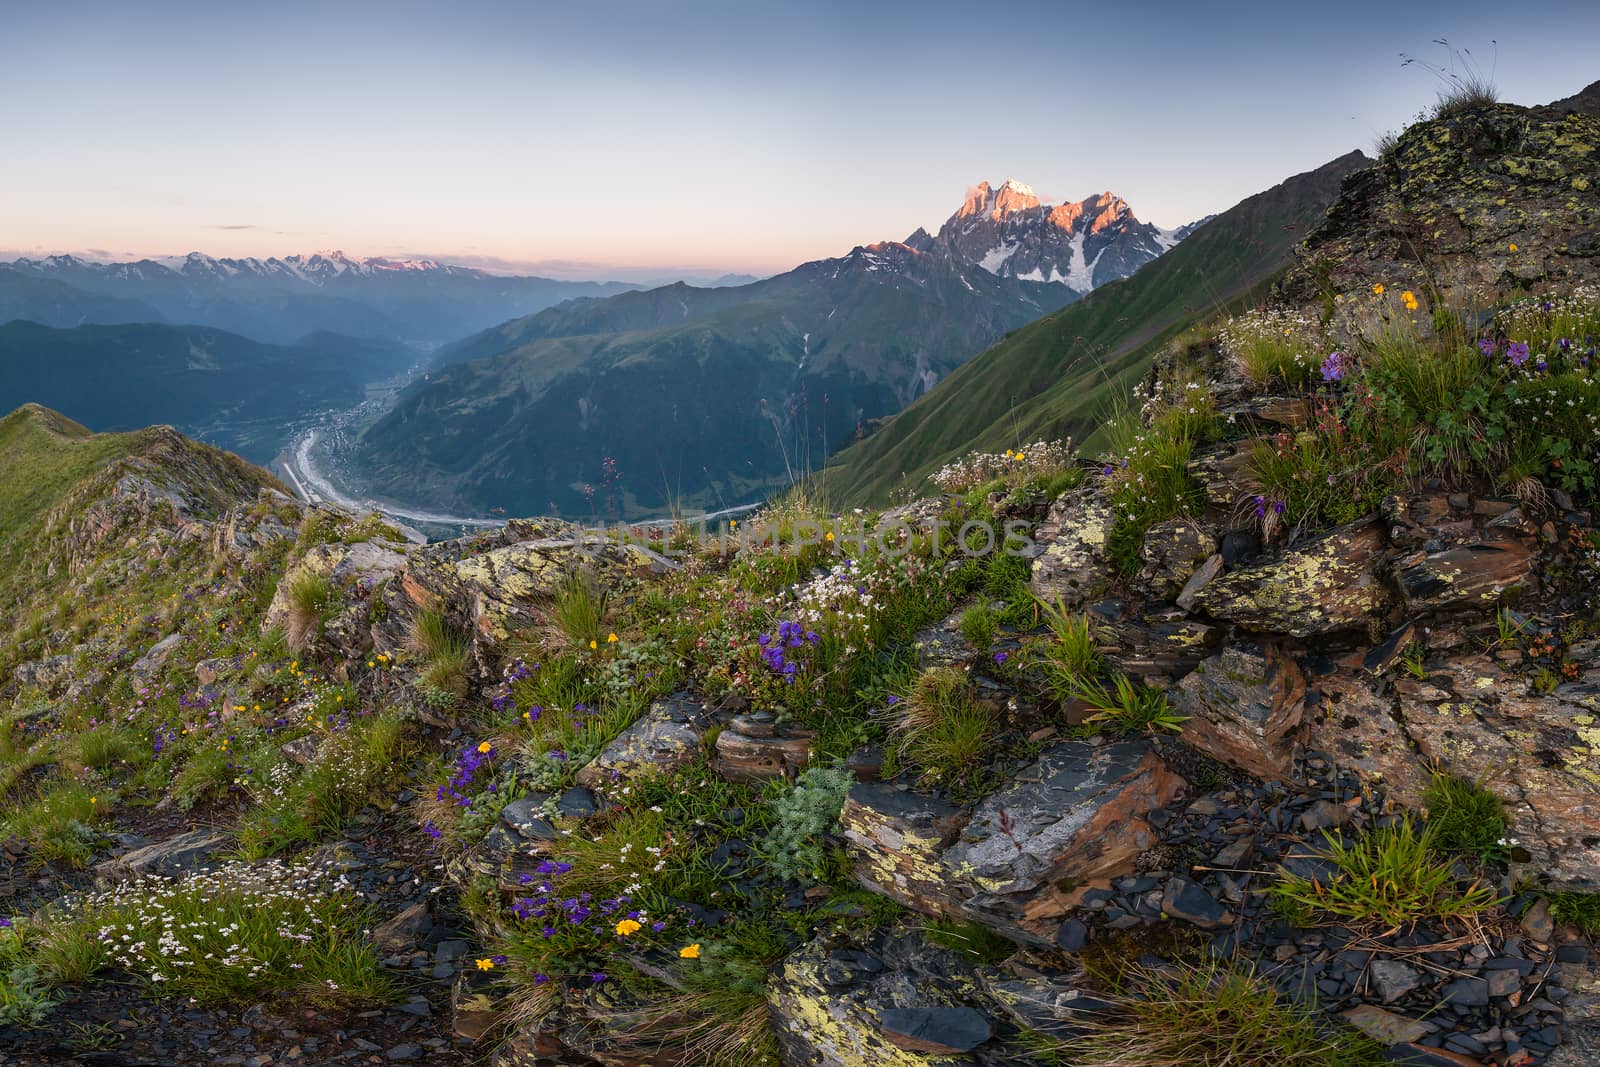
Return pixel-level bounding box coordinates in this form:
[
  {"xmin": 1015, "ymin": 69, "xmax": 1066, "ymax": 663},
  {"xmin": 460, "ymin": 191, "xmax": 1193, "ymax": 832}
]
[{"xmin": 821, "ymin": 150, "xmax": 1370, "ymax": 506}]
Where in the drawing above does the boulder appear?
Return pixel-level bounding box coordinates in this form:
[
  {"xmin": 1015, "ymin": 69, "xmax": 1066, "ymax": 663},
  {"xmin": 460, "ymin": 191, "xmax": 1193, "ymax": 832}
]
[
  {"xmin": 373, "ymin": 901, "xmax": 432, "ymax": 955},
  {"xmin": 1171, "ymin": 644, "xmax": 1307, "ymax": 780},
  {"xmin": 1394, "ymin": 539, "xmax": 1537, "ymax": 613},
  {"xmin": 943, "ymin": 740, "xmax": 1187, "ymax": 941},
  {"xmin": 1135, "ymin": 519, "xmax": 1218, "ymax": 599},
  {"xmin": 375, "ymin": 518, "xmax": 678, "ymax": 652},
  {"xmin": 12, "ymin": 654, "xmax": 73, "ymax": 693},
  {"xmin": 1029, "ymin": 492, "xmax": 1113, "ymax": 609},
  {"xmin": 262, "ymin": 538, "xmax": 408, "ymax": 635},
  {"xmin": 839, "ymin": 784, "xmax": 969, "ymax": 918},
  {"xmin": 1189, "ymin": 519, "xmax": 1390, "ymax": 637},
  {"xmin": 130, "ymin": 633, "xmax": 184, "ymax": 688},
  {"xmin": 575, "ymin": 693, "xmax": 722, "ymax": 794},
  {"xmin": 768, "ymin": 926, "xmax": 1017, "ymax": 1067}
]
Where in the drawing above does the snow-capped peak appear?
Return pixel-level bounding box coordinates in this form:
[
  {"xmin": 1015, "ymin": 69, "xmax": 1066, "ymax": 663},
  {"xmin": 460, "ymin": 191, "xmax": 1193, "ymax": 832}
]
[{"xmin": 998, "ymin": 178, "xmax": 1036, "ymax": 199}]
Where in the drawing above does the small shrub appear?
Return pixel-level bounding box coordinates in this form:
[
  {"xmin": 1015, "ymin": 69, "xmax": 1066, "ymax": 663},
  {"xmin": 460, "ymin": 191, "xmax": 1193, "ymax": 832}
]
[
  {"xmin": 1271, "ymin": 819, "xmax": 1501, "ymax": 928},
  {"xmin": 1071, "ymin": 673, "xmax": 1185, "ymax": 734},
  {"xmin": 891, "ymin": 667, "xmax": 996, "ymax": 792},
  {"xmin": 0, "ymin": 925, "xmax": 56, "ymax": 1026},
  {"xmin": 1422, "ymin": 773, "xmax": 1508, "ymax": 864},
  {"xmin": 958, "ymin": 604, "xmax": 998, "ymax": 651},
  {"xmin": 761, "ymin": 766, "xmax": 853, "ymax": 882},
  {"xmin": 0, "ymin": 780, "xmax": 105, "ymax": 867}
]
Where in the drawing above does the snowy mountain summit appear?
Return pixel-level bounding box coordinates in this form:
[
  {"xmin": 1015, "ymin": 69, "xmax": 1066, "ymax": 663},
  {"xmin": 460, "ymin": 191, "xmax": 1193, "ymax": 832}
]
[{"xmin": 906, "ymin": 179, "xmax": 1190, "ymax": 294}]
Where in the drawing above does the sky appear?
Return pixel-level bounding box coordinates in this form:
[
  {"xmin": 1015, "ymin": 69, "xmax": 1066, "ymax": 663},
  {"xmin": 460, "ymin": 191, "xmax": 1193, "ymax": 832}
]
[{"xmin": 2, "ymin": 0, "xmax": 1598, "ymax": 281}]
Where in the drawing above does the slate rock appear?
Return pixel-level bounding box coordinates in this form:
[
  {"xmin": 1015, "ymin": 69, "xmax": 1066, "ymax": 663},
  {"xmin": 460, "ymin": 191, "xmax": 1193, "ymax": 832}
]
[{"xmin": 877, "ymin": 1007, "xmax": 992, "ymax": 1055}]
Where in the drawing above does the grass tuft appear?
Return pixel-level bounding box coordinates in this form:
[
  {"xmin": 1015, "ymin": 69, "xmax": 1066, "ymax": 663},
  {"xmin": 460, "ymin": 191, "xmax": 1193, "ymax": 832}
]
[{"xmin": 1272, "ymin": 818, "xmax": 1501, "ymax": 929}]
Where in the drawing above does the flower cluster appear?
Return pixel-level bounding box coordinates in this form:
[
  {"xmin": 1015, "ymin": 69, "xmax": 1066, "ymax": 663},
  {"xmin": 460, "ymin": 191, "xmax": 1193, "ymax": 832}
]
[
  {"xmin": 437, "ymin": 741, "xmax": 495, "ymax": 807},
  {"xmin": 1219, "ymin": 307, "xmax": 1324, "ymax": 387},
  {"xmin": 757, "ymin": 620, "xmax": 820, "ymax": 680},
  {"xmin": 931, "ymin": 439, "xmax": 1075, "ymax": 493},
  {"xmin": 77, "ymin": 859, "xmax": 368, "ymax": 996},
  {"xmin": 1321, "ymin": 350, "xmax": 1350, "ymax": 383}
]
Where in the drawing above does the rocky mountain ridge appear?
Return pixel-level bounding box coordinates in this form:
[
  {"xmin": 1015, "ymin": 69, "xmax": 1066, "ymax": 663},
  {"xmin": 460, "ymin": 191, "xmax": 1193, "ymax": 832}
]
[{"xmin": 906, "ymin": 179, "xmax": 1183, "ymax": 292}]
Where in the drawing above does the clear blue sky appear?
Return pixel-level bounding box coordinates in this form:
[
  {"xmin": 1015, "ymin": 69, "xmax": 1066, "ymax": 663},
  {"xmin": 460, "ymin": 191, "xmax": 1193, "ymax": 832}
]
[{"xmin": 2, "ymin": 0, "xmax": 1596, "ymax": 279}]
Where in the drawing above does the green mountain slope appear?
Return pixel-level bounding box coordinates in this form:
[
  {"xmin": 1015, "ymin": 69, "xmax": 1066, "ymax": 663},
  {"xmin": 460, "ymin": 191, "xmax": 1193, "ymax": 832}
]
[
  {"xmin": 0, "ymin": 321, "xmax": 414, "ymax": 462},
  {"xmin": 0, "ymin": 266, "xmax": 165, "ymax": 327},
  {"xmin": 821, "ymin": 150, "xmax": 1371, "ymax": 506},
  {"xmin": 352, "ymin": 245, "xmax": 1077, "ymax": 517},
  {"xmin": 0, "ymin": 403, "xmax": 280, "ymax": 611}
]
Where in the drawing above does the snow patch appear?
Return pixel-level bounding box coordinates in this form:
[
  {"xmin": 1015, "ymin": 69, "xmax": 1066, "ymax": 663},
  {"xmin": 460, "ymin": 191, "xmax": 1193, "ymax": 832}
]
[{"xmin": 978, "ymin": 242, "xmax": 1019, "ymax": 274}]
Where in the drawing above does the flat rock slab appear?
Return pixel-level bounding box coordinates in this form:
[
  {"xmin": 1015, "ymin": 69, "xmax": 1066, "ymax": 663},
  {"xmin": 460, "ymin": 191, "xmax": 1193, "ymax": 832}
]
[
  {"xmin": 843, "ymin": 740, "xmax": 1185, "ymax": 944},
  {"xmin": 878, "ymin": 1007, "xmax": 992, "ymax": 1054},
  {"xmin": 97, "ymin": 827, "xmax": 227, "ymax": 880},
  {"xmin": 1190, "ymin": 519, "xmax": 1389, "ymax": 636}
]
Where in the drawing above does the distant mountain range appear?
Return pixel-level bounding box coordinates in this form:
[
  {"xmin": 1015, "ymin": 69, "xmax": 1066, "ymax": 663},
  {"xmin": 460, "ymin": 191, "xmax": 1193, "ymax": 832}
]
[
  {"xmin": 0, "ymin": 320, "xmax": 414, "ymax": 462},
  {"xmin": 1, "ymin": 251, "xmax": 639, "ymax": 342},
  {"xmin": 348, "ymin": 182, "xmax": 1195, "ymax": 518}
]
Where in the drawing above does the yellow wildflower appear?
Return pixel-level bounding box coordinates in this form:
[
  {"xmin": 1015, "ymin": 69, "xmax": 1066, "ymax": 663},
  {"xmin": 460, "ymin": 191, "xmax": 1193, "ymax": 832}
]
[
  {"xmin": 825, "ymin": 531, "xmax": 834, "ymax": 542},
  {"xmin": 679, "ymin": 943, "xmax": 701, "ymax": 959},
  {"xmin": 475, "ymin": 958, "xmax": 495, "ymax": 971},
  {"xmin": 589, "ymin": 639, "xmax": 598, "ymax": 650},
  {"xmin": 607, "ymin": 632, "xmax": 619, "ymax": 643},
  {"xmin": 1401, "ymin": 290, "xmax": 1419, "ymax": 311},
  {"xmin": 615, "ymin": 919, "xmax": 642, "ymax": 936},
  {"xmin": 477, "ymin": 741, "xmax": 492, "ymax": 754},
  {"xmin": 1509, "ymin": 242, "xmax": 1518, "ymax": 252},
  {"xmin": 1372, "ymin": 283, "xmax": 1385, "ymax": 295}
]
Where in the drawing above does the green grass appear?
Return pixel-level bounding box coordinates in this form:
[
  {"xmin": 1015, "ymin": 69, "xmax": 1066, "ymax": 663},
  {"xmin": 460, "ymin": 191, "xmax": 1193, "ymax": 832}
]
[
  {"xmin": 407, "ymin": 607, "xmax": 471, "ymax": 704},
  {"xmin": 889, "ymin": 667, "xmax": 997, "ymax": 794},
  {"xmin": 236, "ymin": 713, "xmax": 412, "ymax": 859},
  {"xmin": 284, "ymin": 568, "xmax": 331, "ymax": 652},
  {"xmin": 1546, "ymin": 890, "xmax": 1600, "ymax": 935},
  {"xmin": 1037, "ymin": 960, "xmax": 1386, "ymax": 1067},
  {"xmin": 1071, "ymin": 673, "xmax": 1186, "ymax": 734},
  {"xmin": 1035, "ymin": 597, "xmax": 1104, "ymax": 703},
  {"xmin": 29, "ymin": 859, "xmax": 392, "ymax": 1006},
  {"xmin": 0, "ymin": 779, "xmax": 106, "ymax": 868},
  {"xmin": 1423, "ymin": 773, "xmax": 1509, "ymax": 864},
  {"xmin": 551, "ymin": 569, "xmax": 610, "ymax": 647},
  {"xmin": 1220, "ymin": 308, "xmax": 1323, "ymax": 388},
  {"xmin": 1272, "ymin": 819, "xmax": 1502, "ymax": 928}
]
